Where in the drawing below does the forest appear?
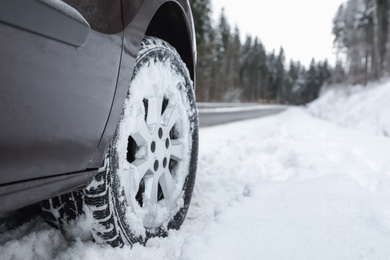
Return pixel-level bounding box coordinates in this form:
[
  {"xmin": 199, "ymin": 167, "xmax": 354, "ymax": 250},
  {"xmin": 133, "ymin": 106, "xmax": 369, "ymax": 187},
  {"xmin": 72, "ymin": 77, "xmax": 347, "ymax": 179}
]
[
  {"xmin": 333, "ymin": 0, "xmax": 390, "ymax": 85},
  {"xmin": 190, "ymin": 0, "xmax": 390, "ymax": 104},
  {"xmin": 190, "ymin": 0, "xmax": 332, "ymax": 104}
]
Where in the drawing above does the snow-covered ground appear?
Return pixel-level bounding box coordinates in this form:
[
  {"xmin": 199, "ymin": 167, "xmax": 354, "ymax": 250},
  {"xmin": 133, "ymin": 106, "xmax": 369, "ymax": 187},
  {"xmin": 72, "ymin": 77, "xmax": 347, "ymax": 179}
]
[
  {"xmin": 1, "ymin": 81, "xmax": 390, "ymax": 259},
  {"xmin": 308, "ymin": 80, "xmax": 390, "ymax": 137}
]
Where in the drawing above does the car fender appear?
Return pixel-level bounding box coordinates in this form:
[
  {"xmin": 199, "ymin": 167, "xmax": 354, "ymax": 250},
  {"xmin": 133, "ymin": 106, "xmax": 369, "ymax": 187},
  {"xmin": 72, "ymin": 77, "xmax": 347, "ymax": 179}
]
[{"xmin": 88, "ymin": 0, "xmax": 196, "ymax": 169}]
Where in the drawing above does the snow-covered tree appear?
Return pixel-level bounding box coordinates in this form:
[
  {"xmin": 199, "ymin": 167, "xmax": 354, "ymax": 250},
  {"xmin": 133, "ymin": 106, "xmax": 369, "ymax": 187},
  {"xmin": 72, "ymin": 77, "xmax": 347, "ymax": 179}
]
[{"xmin": 332, "ymin": 0, "xmax": 390, "ymax": 84}]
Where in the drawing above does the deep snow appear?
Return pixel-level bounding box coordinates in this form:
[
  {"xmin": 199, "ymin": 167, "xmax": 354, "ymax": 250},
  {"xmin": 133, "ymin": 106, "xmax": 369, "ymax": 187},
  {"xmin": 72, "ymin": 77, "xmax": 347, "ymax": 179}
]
[{"xmin": 1, "ymin": 81, "xmax": 390, "ymax": 259}]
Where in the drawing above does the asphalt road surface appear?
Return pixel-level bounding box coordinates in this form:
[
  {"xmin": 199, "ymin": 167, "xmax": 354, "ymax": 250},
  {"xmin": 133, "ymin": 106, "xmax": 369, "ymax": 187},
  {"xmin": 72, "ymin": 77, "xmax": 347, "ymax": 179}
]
[{"xmin": 198, "ymin": 105, "xmax": 287, "ymax": 127}]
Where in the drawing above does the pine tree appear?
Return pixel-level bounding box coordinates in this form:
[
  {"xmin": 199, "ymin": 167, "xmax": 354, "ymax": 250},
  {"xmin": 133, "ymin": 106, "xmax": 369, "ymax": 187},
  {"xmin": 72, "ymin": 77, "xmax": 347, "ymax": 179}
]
[
  {"xmin": 305, "ymin": 59, "xmax": 320, "ymax": 102},
  {"xmin": 239, "ymin": 36, "xmax": 253, "ymax": 101},
  {"xmin": 285, "ymin": 60, "xmax": 300, "ymax": 104},
  {"xmin": 275, "ymin": 47, "xmax": 286, "ymax": 103},
  {"xmin": 213, "ymin": 8, "xmax": 232, "ymax": 101},
  {"xmin": 190, "ymin": 0, "xmax": 212, "ymax": 45},
  {"xmin": 266, "ymin": 50, "xmax": 277, "ymax": 101},
  {"xmin": 189, "ymin": 0, "xmax": 214, "ymax": 100},
  {"xmin": 333, "ymin": 3, "xmax": 347, "ymax": 59},
  {"xmin": 331, "ymin": 0, "xmax": 390, "ymax": 84}
]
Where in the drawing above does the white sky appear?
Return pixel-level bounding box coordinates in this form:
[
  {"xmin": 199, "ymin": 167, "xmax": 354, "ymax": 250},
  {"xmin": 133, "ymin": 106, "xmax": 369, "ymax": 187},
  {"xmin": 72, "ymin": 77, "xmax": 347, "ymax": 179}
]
[{"xmin": 212, "ymin": 0, "xmax": 346, "ymax": 67}]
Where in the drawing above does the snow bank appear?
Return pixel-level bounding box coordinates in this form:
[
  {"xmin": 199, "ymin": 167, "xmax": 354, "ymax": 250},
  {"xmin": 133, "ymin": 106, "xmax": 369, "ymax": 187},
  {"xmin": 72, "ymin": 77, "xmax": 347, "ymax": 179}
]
[{"xmin": 307, "ymin": 80, "xmax": 390, "ymax": 137}]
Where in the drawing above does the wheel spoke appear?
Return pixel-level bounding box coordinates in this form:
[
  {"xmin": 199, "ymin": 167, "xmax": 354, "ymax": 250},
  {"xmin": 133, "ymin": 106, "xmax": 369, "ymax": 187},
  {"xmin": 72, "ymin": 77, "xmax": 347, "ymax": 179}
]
[
  {"xmin": 146, "ymin": 96, "xmax": 163, "ymax": 133},
  {"xmin": 131, "ymin": 114, "xmax": 150, "ymax": 145},
  {"xmin": 132, "ymin": 158, "xmax": 151, "ymax": 180},
  {"xmin": 143, "ymin": 176, "xmax": 159, "ymax": 204},
  {"xmin": 170, "ymin": 139, "xmax": 184, "ymax": 161},
  {"xmin": 162, "ymin": 103, "xmax": 181, "ymax": 130},
  {"xmin": 159, "ymin": 172, "xmax": 174, "ymax": 199}
]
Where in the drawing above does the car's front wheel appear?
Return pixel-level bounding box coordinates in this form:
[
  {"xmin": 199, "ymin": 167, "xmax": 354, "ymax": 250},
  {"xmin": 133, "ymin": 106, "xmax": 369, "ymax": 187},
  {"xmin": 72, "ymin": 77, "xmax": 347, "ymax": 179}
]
[{"xmin": 41, "ymin": 36, "xmax": 198, "ymax": 247}]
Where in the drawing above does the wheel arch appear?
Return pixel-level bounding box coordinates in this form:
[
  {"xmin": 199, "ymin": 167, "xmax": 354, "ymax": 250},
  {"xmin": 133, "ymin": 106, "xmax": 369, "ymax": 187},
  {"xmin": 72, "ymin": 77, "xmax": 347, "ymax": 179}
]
[{"xmin": 145, "ymin": 1, "xmax": 196, "ymax": 82}]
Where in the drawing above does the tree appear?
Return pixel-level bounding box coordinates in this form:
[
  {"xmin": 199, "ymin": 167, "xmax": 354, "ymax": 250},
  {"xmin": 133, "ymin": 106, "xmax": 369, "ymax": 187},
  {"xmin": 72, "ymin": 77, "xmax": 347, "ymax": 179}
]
[
  {"xmin": 333, "ymin": 4, "xmax": 346, "ymax": 55},
  {"xmin": 317, "ymin": 60, "xmax": 332, "ymax": 86},
  {"xmin": 305, "ymin": 59, "xmax": 320, "ymax": 102},
  {"xmin": 190, "ymin": 0, "xmax": 212, "ymax": 45},
  {"xmin": 189, "ymin": 0, "xmax": 215, "ymax": 100},
  {"xmin": 331, "ymin": 0, "xmax": 390, "ymax": 84},
  {"xmin": 275, "ymin": 47, "xmax": 286, "ymax": 103},
  {"xmin": 285, "ymin": 60, "xmax": 301, "ymax": 103},
  {"xmin": 212, "ymin": 8, "xmax": 232, "ymax": 101}
]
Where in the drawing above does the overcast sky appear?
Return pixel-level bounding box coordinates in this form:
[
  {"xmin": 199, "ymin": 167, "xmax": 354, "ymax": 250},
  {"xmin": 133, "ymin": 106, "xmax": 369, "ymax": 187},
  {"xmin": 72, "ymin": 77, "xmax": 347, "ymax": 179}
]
[{"xmin": 211, "ymin": 0, "xmax": 346, "ymax": 67}]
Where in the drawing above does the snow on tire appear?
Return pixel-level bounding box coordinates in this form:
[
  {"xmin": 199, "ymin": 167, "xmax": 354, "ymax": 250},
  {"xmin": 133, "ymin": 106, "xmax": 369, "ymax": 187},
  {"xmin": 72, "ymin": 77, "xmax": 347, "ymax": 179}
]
[{"xmin": 41, "ymin": 36, "xmax": 198, "ymax": 247}]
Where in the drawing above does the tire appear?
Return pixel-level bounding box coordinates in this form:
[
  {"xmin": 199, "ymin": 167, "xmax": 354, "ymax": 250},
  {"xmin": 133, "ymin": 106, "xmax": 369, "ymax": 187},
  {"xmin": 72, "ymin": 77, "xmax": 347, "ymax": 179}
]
[{"xmin": 41, "ymin": 36, "xmax": 198, "ymax": 247}]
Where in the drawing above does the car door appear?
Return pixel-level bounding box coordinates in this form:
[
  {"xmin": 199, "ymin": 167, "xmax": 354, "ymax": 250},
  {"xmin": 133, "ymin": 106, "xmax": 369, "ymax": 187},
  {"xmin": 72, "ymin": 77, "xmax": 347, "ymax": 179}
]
[{"xmin": 0, "ymin": 0, "xmax": 123, "ymax": 184}]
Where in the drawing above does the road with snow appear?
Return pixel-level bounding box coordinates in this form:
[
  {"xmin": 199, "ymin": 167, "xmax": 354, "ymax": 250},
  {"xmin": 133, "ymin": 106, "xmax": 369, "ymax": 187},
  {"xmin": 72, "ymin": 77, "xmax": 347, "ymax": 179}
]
[{"xmin": 1, "ymin": 82, "xmax": 390, "ymax": 259}]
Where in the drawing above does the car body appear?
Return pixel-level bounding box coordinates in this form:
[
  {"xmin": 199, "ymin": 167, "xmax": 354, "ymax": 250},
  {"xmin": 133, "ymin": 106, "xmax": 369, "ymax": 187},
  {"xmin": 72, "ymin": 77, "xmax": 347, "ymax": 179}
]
[{"xmin": 0, "ymin": 0, "xmax": 196, "ymax": 212}]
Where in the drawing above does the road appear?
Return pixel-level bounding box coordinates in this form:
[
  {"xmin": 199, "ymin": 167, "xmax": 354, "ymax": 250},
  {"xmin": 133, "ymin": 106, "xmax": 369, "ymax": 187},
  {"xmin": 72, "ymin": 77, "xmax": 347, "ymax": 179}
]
[{"xmin": 198, "ymin": 103, "xmax": 287, "ymax": 127}]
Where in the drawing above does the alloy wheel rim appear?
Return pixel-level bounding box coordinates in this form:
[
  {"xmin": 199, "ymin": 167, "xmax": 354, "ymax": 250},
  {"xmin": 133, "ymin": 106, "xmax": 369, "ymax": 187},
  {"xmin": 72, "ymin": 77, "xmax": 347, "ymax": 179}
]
[{"xmin": 126, "ymin": 94, "xmax": 185, "ymax": 208}]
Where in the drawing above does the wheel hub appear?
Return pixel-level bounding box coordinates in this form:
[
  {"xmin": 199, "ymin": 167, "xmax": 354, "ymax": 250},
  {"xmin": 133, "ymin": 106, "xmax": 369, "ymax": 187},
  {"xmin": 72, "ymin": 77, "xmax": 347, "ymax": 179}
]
[{"xmin": 126, "ymin": 95, "xmax": 184, "ymax": 207}]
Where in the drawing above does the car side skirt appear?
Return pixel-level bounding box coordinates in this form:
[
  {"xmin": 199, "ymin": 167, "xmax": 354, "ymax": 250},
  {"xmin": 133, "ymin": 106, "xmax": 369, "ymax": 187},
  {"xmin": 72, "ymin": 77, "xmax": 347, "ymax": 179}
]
[{"xmin": 0, "ymin": 170, "xmax": 98, "ymax": 212}]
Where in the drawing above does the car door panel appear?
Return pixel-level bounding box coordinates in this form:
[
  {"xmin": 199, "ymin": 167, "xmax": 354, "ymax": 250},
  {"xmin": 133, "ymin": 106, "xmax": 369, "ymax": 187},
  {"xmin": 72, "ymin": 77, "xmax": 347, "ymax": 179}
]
[
  {"xmin": 0, "ymin": 0, "xmax": 90, "ymax": 47},
  {"xmin": 0, "ymin": 3, "xmax": 122, "ymax": 185}
]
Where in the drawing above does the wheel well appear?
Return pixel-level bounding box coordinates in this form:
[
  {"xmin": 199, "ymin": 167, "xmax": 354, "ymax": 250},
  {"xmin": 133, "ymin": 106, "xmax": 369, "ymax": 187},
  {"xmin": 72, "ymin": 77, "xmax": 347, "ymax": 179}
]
[{"xmin": 145, "ymin": 2, "xmax": 195, "ymax": 81}]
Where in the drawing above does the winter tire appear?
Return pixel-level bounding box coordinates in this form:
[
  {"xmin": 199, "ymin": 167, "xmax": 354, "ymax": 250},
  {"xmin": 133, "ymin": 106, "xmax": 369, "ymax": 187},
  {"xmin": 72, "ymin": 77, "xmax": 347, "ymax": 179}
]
[{"xmin": 41, "ymin": 36, "xmax": 198, "ymax": 247}]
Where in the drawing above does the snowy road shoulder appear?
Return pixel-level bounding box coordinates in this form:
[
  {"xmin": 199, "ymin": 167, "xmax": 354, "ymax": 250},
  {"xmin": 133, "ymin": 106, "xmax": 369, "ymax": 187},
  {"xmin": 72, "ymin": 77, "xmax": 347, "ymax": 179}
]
[
  {"xmin": 187, "ymin": 108, "xmax": 390, "ymax": 259},
  {"xmin": 2, "ymin": 108, "xmax": 390, "ymax": 259}
]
